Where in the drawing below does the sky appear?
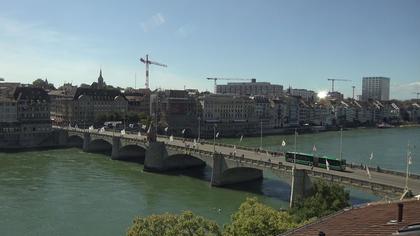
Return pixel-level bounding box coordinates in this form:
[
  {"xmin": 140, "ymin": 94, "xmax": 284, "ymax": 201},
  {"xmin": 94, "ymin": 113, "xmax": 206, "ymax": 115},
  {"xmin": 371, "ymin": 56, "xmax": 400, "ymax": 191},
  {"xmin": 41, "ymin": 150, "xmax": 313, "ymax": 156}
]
[{"xmin": 0, "ymin": 0, "xmax": 419, "ymax": 99}]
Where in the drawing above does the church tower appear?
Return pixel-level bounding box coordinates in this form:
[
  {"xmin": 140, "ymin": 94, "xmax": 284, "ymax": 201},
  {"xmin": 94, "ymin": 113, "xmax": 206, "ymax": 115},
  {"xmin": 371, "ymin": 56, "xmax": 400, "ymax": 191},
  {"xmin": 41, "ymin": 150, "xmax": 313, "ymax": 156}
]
[{"xmin": 98, "ymin": 69, "xmax": 105, "ymax": 89}]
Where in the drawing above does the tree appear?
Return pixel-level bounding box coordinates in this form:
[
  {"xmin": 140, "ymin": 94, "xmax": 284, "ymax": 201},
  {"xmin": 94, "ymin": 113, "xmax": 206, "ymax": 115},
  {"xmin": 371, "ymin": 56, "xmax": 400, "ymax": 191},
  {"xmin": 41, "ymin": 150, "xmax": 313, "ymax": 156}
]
[
  {"xmin": 32, "ymin": 78, "xmax": 56, "ymax": 90},
  {"xmin": 289, "ymin": 180, "xmax": 350, "ymax": 222},
  {"xmin": 223, "ymin": 198, "xmax": 299, "ymax": 236},
  {"xmin": 127, "ymin": 211, "xmax": 221, "ymax": 236}
]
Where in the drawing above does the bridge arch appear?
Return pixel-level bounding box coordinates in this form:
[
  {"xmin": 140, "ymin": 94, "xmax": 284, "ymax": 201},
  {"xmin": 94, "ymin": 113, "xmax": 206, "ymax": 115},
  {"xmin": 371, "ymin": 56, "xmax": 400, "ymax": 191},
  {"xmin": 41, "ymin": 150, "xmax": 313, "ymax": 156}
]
[
  {"xmin": 68, "ymin": 135, "xmax": 83, "ymax": 148},
  {"xmin": 118, "ymin": 144, "xmax": 147, "ymax": 163},
  {"xmin": 88, "ymin": 138, "xmax": 112, "ymax": 154},
  {"xmin": 165, "ymin": 153, "xmax": 206, "ymax": 170},
  {"xmin": 218, "ymin": 167, "xmax": 263, "ymax": 186}
]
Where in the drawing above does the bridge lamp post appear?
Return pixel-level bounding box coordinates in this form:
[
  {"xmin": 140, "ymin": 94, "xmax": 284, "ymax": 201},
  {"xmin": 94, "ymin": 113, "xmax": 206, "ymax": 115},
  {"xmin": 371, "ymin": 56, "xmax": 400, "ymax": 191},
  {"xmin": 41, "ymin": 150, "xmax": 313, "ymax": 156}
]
[
  {"xmin": 293, "ymin": 128, "xmax": 297, "ymax": 169},
  {"xmin": 260, "ymin": 120, "xmax": 263, "ymax": 150},
  {"xmin": 197, "ymin": 116, "xmax": 201, "ymax": 142},
  {"xmin": 213, "ymin": 124, "xmax": 217, "ymax": 154}
]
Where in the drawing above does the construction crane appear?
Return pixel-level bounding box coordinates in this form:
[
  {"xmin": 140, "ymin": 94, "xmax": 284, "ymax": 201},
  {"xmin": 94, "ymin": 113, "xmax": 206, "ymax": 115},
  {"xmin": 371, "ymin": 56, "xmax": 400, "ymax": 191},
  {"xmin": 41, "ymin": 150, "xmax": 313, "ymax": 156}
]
[
  {"xmin": 206, "ymin": 77, "xmax": 254, "ymax": 93},
  {"xmin": 139, "ymin": 54, "xmax": 167, "ymax": 89},
  {"xmin": 327, "ymin": 78, "xmax": 351, "ymax": 92},
  {"xmin": 414, "ymin": 92, "xmax": 420, "ymax": 101}
]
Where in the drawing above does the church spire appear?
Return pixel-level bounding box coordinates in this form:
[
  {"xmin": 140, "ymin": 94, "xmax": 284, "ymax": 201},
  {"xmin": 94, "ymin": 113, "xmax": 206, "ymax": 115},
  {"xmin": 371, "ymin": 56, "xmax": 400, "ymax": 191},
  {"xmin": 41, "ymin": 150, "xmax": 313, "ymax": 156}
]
[{"xmin": 98, "ymin": 69, "xmax": 105, "ymax": 88}]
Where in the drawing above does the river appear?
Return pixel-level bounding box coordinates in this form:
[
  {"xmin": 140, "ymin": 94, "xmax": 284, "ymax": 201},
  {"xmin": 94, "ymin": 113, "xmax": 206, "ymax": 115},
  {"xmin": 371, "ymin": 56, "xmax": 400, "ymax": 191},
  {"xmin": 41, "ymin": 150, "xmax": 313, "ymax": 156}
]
[{"xmin": 1, "ymin": 127, "xmax": 417, "ymax": 235}]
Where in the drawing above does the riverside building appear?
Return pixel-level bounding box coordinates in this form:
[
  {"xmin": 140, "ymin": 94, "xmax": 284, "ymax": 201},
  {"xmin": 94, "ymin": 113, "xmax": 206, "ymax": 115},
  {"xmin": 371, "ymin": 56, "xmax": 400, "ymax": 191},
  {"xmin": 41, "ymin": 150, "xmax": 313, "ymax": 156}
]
[
  {"xmin": 216, "ymin": 79, "xmax": 283, "ymax": 97},
  {"xmin": 0, "ymin": 84, "xmax": 52, "ymax": 148}
]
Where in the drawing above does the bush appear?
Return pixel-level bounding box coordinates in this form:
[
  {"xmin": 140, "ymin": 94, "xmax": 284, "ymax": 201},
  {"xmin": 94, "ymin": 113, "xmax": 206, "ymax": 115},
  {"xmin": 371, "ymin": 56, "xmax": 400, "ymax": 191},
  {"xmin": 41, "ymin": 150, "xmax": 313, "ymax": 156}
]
[{"xmin": 127, "ymin": 211, "xmax": 221, "ymax": 236}]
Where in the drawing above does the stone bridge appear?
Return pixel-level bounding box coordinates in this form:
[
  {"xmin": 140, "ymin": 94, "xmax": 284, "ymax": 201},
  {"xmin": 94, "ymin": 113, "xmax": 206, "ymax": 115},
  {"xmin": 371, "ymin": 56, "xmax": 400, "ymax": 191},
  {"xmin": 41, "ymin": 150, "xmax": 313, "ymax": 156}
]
[{"xmin": 55, "ymin": 127, "xmax": 420, "ymax": 205}]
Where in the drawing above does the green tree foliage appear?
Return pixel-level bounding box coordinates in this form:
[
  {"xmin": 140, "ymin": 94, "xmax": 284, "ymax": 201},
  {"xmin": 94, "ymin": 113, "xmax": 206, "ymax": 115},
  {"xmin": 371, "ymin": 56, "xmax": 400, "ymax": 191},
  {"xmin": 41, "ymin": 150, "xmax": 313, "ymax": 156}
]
[
  {"xmin": 127, "ymin": 211, "xmax": 221, "ymax": 236},
  {"xmin": 289, "ymin": 180, "xmax": 350, "ymax": 222},
  {"xmin": 127, "ymin": 112, "xmax": 140, "ymax": 123},
  {"xmin": 32, "ymin": 78, "xmax": 55, "ymax": 90},
  {"xmin": 223, "ymin": 198, "xmax": 299, "ymax": 236}
]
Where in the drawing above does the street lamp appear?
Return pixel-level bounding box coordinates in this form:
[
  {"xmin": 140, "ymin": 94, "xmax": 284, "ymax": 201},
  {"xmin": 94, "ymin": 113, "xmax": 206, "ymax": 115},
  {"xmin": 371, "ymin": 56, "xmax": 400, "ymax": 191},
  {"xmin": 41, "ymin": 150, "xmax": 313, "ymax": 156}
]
[
  {"xmin": 213, "ymin": 124, "xmax": 217, "ymax": 154},
  {"xmin": 293, "ymin": 128, "xmax": 297, "ymax": 168},
  {"xmin": 198, "ymin": 116, "xmax": 201, "ymax": 142},
  {"xmin": 260, "ymin": 120, "xmax": 263, "ymax": 150}
]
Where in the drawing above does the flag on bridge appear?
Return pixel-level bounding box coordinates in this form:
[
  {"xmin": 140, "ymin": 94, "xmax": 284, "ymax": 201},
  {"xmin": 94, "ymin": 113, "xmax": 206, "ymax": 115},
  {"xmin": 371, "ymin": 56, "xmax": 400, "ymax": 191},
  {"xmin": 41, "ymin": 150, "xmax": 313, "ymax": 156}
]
[
  {"xmin": 282, "ymin": 140, "xmax": 286, "ymax": 147},
  {"xmin": 142, "ymin": 124, "xmax": 147, "ymax": 130},
  {"xmin": 99, "ymin": 127, "xmax": 105, "ymax": 133},
  {"xmin": 408, "ymin": 154, "xmax": 413, "ymax": 165},
  {"xmin": 169, "ymin": 135, "xmax": 174, "ymax": 142},
  {"xmin": 370, "ymin": 152, "xmax": 374, "ymax": 160},
  {"xmin": 121, "ymin": 129, "xmax": 126, "ymax": 135},
  {"xmin": 164, "ymin": 127, "xmax": 168, "ymax": 132},
  {"xmin": 89, "ymin": 125, "xmax": 94, "ymax": 131},
  {"xmin": 326, "ymin": 160, "xmax": 330, "ymax": 171},
  {"xmin": 239, "ymin": 135, "xmax": 243, "ymax": 143},
  {"xmin": 313, "ymin": 145, "xmax": 317, "ymax": 152},
  {"xmin": 233, "ymin": 145, "xmax": 237, "ymax": 154},
  {"xmin": 215, "ymin": 132, "xmax": 219, "ymax": 138},
  {"xmin": 193, "ymin": 139, "xmax": 197, "ymax": 147},
  {"xmin": 182, "ymin": 129, "xmax": 186, "ymax": 134},
  {"xmin": 138, "ymin": 131, "xmax": 142, "ymax": 137},
  {"xmin": 366, "ymin": 165, "xmax": 372, "ymax": 179}
]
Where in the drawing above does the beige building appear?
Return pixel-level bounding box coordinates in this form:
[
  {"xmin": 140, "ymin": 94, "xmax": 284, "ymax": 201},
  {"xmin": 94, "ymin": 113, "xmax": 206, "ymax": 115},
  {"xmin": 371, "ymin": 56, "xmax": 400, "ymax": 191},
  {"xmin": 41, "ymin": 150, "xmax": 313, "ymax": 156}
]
[
  {"xmin": 0, "ymin": 85, "xmax": 52, "ymax": 148},
  {"xmin": 216, "ymin": 79, "xmax": 283, "ymax": 97},
  {"xmin": 199, "ymin": 94, "xmax": 257, "ymax": 137}
]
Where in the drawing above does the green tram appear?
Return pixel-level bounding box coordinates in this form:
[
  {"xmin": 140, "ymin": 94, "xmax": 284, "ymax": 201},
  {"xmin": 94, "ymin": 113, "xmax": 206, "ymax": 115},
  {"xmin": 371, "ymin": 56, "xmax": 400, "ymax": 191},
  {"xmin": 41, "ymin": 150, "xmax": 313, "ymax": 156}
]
[{"xmin": 285, "ymin": 152, "xmax": 346, "ymax": 171}]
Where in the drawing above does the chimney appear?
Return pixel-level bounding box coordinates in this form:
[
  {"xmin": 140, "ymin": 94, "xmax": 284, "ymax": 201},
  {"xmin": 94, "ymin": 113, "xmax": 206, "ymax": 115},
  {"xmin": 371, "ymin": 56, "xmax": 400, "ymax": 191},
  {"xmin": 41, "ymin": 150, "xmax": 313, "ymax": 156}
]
[{"xmin": 397, "ymin": 203, "xmax": 404, "ymax": 223}]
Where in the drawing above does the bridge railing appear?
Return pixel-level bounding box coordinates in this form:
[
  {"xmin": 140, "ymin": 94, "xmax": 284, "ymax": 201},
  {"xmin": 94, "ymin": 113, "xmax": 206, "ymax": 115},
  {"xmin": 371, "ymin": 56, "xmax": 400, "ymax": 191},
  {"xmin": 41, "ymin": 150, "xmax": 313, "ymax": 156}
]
[
  {"xmin": 346, "ymin": 162, "xmax": 420, "ymax": 180},
  {"xmin": 309, "ymin": 170, "xmax": 404, "ymax": 195}
]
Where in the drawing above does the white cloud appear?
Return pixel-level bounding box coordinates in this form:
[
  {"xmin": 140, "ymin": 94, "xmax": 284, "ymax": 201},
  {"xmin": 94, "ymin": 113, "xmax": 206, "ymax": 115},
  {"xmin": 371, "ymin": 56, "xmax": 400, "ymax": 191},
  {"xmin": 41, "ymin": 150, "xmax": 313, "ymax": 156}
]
[
  {"xmin": 140, "ymin": 13, "xmax": 166, "ymax": 32},
  {"xmin": 176, "ymin": 24, "xmax": 196, "ymax": 38},
  {"xmin": 391, "ymin": 81, "xmax": 420, "ymax": 100}
]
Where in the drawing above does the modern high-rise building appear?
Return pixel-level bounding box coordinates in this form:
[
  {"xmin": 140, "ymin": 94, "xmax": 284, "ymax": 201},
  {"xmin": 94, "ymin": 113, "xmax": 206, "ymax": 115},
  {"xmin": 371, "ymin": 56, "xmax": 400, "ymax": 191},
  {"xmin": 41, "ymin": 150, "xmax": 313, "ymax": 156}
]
[{"xmin": 362, "ymin": 77, "xmax": 390, "ymax": 101}]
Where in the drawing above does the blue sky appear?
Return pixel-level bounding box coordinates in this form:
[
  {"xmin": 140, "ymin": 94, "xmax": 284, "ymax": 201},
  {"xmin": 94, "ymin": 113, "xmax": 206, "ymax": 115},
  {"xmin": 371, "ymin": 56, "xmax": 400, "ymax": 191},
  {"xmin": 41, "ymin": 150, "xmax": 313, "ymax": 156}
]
[{"xmin": 0, "ymin": 0, "xmax": 419, "ymax": 99}]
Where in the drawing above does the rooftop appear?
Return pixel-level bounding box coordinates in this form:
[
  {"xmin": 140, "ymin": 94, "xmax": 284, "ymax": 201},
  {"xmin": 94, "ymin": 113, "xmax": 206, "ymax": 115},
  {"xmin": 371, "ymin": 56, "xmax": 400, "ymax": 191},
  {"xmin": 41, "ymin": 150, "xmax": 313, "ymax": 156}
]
[{"xmin": 282, "ymin": 199, "xmax": 420, "ymax": 236}]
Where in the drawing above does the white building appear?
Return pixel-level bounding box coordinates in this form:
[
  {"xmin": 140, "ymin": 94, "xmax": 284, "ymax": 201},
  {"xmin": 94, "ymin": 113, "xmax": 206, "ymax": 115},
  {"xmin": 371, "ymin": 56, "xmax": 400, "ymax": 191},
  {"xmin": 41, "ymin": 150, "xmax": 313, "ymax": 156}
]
[
  {"xmin": 287, "ymin": 88, "xmax": 316, "ymax": 101},
  {"xmin": 362, "ymin": 77, "xmax": 390, "ymax": 101}
]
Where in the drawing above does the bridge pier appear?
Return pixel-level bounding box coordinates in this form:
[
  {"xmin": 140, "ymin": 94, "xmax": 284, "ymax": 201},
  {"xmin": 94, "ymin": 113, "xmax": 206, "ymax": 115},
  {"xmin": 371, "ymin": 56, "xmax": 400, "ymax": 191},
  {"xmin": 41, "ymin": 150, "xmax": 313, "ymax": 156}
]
[
  {"xmin": 111, "ymin": 137, "xmax": 121, "ymax": 160},
  {"xmin": 211, "ymin": 154, "xmax": 263, "ymax": 186},
  {"xmin": 82, "ymin": 133, "xmax": 91, "ymax": 152},
  {"xmin": 289, "ymin": 168, "xmax": 313, "ymax": 208},
  {"xmin": 144, "ymin": 141, "xmax": 206, "ymax": 172}
]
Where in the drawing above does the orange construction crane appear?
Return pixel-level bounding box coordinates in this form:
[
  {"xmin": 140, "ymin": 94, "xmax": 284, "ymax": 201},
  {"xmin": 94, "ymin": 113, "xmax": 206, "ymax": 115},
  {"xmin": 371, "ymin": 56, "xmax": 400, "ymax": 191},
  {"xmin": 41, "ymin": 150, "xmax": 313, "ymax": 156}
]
[
  {"xmin": 206, "ymin": 77, "xmax": 254, "ymax": 93},
  {"xmin": 327, "ymin": 78, "xmax": 351, "ymax": 92},
  {"xmin": 140, "ymin": 54, "xmax": 167, "ymax": 89}
]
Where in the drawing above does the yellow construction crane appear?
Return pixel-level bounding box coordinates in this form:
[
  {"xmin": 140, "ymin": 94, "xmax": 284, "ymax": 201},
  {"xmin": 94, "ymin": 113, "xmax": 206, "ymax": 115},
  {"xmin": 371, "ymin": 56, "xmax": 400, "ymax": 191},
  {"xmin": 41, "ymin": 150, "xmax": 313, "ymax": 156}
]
[
  {"xmin": 206, "ymin": 77, "xmax": 254, "ymax": 93},
  {"xmin": 327, "ymin": 78, "xmax": 351, "ymax": 92}
]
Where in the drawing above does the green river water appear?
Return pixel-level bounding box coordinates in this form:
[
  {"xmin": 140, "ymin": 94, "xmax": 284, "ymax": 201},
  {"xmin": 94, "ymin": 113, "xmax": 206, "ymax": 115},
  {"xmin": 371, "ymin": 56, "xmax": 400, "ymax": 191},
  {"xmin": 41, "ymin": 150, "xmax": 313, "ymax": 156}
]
[{"xmin": 1, "ymin": 127, "xmax": 418, "ymax": 235}]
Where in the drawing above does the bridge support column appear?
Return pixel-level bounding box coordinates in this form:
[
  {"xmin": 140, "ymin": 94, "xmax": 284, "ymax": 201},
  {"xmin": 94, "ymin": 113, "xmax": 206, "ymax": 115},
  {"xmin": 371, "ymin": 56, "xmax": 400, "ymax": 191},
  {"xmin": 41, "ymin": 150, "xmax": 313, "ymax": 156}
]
[
  {"xmin": 111, "ymin": 137, "xmax": 121, "ymax": 160},
  {"xmin": 82, "ymin": 133, "xmax": 91, "ymax": 152},
  {"xmin": 144, "ymin": 141, "xmax": 169, "ymax": 172},
  {"xmin": 289, "ymin": 168, "xmax": 313, "ymax": 208},
  {"xmin": 211, "ymin": 154, "xmax": 263, "ymax": 186},
  {"xmin": 57, "ymin": 130, "xmax": 68, "ymax": 146}
]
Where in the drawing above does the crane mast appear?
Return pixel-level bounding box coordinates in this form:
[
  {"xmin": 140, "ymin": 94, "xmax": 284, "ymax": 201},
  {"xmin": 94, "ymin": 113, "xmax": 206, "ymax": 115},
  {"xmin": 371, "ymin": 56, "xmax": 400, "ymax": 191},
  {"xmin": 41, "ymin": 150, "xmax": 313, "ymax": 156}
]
[{"xmin": 139, "ymin": 54, "xmax": 167, "ymax": 89}]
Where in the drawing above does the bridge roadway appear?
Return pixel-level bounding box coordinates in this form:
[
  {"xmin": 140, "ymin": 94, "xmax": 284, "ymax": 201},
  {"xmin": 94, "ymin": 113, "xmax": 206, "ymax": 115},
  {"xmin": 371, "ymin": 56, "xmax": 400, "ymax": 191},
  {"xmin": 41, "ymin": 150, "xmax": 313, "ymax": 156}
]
[{"xmin": 56, "ymin": 127, "xmax": 420, "ymax": 197}]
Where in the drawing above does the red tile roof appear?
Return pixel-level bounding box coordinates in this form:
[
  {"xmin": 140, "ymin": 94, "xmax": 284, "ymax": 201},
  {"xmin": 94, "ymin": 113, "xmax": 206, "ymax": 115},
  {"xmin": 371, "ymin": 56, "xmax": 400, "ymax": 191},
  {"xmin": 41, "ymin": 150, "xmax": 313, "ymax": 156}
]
[{"xmin": 283, "ymin": 199, "xmax": 420, "ymax": 236}]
